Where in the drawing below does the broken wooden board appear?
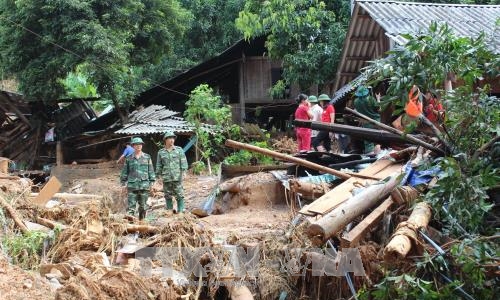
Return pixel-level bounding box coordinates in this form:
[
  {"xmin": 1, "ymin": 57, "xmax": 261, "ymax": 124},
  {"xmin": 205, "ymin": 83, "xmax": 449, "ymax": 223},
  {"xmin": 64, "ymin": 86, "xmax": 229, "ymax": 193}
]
[
  {"xmin": 299, "ymin": 159, "xmax": 401, "ymax": 216},
  {"xmin": 33, "ymin": 176, "xmax": 62, "ymax": 206},
  {"xmin": 341, "ymin": 197, "xmax": 394, "ymax": 248}
]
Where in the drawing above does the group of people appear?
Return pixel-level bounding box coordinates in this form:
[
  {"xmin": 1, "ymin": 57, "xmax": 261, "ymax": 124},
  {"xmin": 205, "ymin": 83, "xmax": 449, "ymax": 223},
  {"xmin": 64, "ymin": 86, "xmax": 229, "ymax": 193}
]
[
  {"xmin": 294, "ymin": 93, "xmax": 336, "ymax": 153},
  {"xmin": 294, "ymin": 84, "xmax": 444, "ymax": 155},
  {"xmin": 119, "ymin": 132, "xmax": 188, "ymax": 220}
]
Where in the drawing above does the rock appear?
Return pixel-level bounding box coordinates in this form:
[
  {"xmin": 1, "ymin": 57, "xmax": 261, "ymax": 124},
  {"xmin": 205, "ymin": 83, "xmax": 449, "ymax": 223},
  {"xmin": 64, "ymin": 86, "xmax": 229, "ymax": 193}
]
[
  {"xmin": 23, "ymin": 279, "xmax": 32, "ymax": 289},
  {"xmin": 49, "ymin": 278, "xmax": 63, "ymax": 291},
  {"xmin": 45, "ymin": 270, "xmax": 63, "ymax": 280}
]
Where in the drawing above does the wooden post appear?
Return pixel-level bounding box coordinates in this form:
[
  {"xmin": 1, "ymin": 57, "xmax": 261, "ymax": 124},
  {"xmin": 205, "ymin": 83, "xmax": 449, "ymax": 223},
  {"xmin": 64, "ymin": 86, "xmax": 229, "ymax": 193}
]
[
  {"xmin": 307, "ymin": 175, "xmax": 401, "ymax": 246},
  {"xmin": 225, "ymin": 139, "xmax": 380, "ymax": 181},
  {"xmin": 56, "ymin": 141, "xmax": 63, "ymax": 166}
]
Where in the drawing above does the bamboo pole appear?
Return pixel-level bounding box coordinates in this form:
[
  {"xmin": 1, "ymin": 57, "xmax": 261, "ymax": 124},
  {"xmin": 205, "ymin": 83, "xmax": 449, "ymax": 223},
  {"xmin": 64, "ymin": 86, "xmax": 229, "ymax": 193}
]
[
  {"xmin": 344, "ymin": 107, "xmax": 445, "ymax": 155},
  {"xmin": 383, "ymin": 202, "xmax": 432, "ymax": 261},
  {"xmin": 307, "ymin": 174, "xmax": 401, "ymax": 246},
  {"xmin": 225, "ymin": 139, "xmax": 380, "ymax": 180}
]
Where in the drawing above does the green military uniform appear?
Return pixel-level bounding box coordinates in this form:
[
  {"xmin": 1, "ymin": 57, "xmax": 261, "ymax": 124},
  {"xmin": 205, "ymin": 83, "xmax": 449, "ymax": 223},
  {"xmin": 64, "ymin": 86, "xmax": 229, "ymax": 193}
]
[
  {"xmin": 156, "ymin": 132, "xmax": 188, "ymax": 213},
  {"xmin": 354, "ymin": 86, "xmax": 380, "ymax": 153},
  {"xmin": 120, "ymin": 137, "xmax": 156, "ymax": 219}
]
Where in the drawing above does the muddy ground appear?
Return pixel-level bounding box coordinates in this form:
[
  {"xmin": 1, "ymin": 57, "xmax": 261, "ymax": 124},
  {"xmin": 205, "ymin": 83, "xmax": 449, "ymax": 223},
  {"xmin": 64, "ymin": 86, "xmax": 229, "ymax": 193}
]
[{"xmin": 0, "ymin": 167, "xmax": 294, "ymax": 299}]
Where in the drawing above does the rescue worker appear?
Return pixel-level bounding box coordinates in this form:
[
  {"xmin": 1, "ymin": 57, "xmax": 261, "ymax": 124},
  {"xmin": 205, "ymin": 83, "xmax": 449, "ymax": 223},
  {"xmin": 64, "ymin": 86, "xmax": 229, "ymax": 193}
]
[
  {"xmin": 120, "ymin": 137, "xmax": 156, "ymax": 220},
  {"xmin": 156, "ymin": 131, "xmax": 188, "ymax": 214}
]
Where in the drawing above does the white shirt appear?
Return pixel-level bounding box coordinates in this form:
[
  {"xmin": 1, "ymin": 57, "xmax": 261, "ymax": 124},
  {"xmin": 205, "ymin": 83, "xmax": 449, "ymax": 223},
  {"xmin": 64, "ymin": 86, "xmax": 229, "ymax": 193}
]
[{"xmin": 310, "ymin": 104, "xmax": 323, "ymax": 137}]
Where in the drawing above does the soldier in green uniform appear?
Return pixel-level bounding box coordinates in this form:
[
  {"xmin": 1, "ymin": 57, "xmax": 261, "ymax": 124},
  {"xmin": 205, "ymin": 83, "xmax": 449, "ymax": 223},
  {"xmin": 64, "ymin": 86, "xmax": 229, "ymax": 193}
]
[
  {"xmin": 120, "ymin": 137, "xmax": 156, "ymax": 220},
  {"xmin": 156, "ymin": 131, "xmax": 188, "ymax": 213}
]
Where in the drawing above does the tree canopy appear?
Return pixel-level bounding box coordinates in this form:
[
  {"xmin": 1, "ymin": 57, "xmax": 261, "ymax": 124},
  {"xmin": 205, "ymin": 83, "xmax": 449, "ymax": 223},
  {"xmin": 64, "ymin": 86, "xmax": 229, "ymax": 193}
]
[
  {"xmin": 0, "ymin": 0, "xmax": 190, "ymax": 121},
  {"xmin": 236, "ymin": 0, "xmax": 349, "ymax": 92}
]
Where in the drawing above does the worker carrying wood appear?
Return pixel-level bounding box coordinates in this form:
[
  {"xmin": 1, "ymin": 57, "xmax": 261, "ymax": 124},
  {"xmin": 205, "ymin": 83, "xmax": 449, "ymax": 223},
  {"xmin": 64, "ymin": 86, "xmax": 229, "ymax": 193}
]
[
  {"xmin": 120, "ymin": 137, "xmax": 156, "ymax": 220},
  {"xmin": 156, "ymin": 131, "xmax": 188, "ymax": 214}
]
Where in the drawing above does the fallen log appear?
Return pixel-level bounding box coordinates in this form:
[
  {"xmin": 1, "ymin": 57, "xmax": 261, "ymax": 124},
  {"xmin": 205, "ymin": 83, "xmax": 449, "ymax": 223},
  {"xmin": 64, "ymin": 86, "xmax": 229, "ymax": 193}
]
[
  {"xmin": 344, "ymin": 107, "xmax": 445, "ymax": 155},
  {"xmin": 341, "ymin": 197, "xmax": 394, "ymax": 247},
  {"xmin": 290, "ymin": 179, "xmax": 328, "ymax": 200},
  {"xmin": 30, "ymin": 192, "xmax": 104, "ymax": 200},
  {"xmin": 35, "ymin": 217, "xmax": 68, "ymax": 230},
  {"xmin": 293, "ymin": 120, "xmax": 418, "ymax": 144},
  {"xmin": 0, "ymin": 194, "xmax": 29, "ymax": 234},
  {"xmin": 225, "ymin": 139, "xmax": 379, "ymax": 180},
  {"xmin": 307, "ymin": 175, "xmax": 401, "ymax": 246},
  {"xmin": 111, "ymin": 223, "xmax": 160, "ymax": 234},
  {"xmin": 383, "ymin": 202, "xmax": 432, "ymax": 262}
]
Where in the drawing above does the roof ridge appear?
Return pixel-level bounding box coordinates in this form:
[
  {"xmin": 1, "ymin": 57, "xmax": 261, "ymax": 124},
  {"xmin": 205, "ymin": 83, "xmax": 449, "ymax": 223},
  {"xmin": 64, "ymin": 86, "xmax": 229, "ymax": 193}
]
[{"xmin": 356, "ymin": 0, "xmax": 500, "ymax": 8}]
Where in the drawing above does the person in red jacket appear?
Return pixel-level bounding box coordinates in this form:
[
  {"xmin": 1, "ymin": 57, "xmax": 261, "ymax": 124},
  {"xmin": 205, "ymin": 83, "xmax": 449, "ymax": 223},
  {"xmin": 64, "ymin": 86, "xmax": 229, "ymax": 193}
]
[
  {"xmin": 312, "ymin": 94, "xmax": 335, "ymax": 152},
  {"xmin": 294, "ymin": 94, "xmax": 313, "ymax": 152}
]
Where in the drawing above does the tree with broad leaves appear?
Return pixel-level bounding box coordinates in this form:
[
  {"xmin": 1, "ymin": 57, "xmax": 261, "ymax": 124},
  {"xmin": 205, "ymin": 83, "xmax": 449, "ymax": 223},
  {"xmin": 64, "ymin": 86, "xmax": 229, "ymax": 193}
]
[{"xmin": 0, "ymin": 0, "xmax": 190, "ymax": 123}]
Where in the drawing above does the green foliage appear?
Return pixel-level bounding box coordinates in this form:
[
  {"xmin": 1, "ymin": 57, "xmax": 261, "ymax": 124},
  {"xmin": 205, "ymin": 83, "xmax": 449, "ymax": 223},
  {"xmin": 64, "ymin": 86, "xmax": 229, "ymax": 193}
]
[
  {"xmin": 2, "ymin": 231, "xmax": 48, "ymax": 269},
  {"xmin": 0, "ymin": 0, "xmax": 190, "ymax": 120},
  {"xmin": 60, "ymin": 68, "xmax": 98, "ymax": 99},
  {"xmin": 149, "ymin": 0, "xmax": 245, "ymax": 81},
  {"xmin": 365, "ymin": 23, "xmax": 498, "ymax": 110},
  {"xmin": 361, "ymin": 273, "xmax": 453, "ymax": 300},
  {"xmin": 191, "ymin": 160, "xmax": 206, "ymax": 175},
  {"xmin": 361, "ymin": 21, "xmax": 500, "ymax": 299},
  {"xmin": 184, "ymin": 84, "xmax": 239, "ymax": 162},
  {"xmin": 224, "ymin": 140, "xmax": 275, "ymax": 166},
  {"xmin": 236, "ymin": 0, "xmax": 348, "ymax": 89},
  {"xmin": 449, "ymin": 238, "xmax": 500, "ymax": 298}
]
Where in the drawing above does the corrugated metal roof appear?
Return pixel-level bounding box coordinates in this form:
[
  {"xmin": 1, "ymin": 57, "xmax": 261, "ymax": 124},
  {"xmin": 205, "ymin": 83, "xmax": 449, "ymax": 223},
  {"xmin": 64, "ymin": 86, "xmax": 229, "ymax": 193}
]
[
  {"xmin": 115, "ymin": 104, "xmax": 216, "ymax": 135},
  {"xmin": 333, "ymin": 0, "xmax": 500, "ymax": 92},
  {"xmin": 115, "ymin": 105, "xmax": 194, "ymax": 135},
  {"xmin": 360, "ymin": 1, "xmax": 500, "ymax": 43}
]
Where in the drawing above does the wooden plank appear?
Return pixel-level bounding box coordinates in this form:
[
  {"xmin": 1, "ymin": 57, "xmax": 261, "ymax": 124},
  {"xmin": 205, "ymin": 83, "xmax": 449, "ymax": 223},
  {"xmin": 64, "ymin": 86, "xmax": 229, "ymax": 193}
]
[
  {"xmin": 300, "ymin": 159, "xmax": 394, "ymax": 215},
  {"xmin": 341, "ymin": 197, "xmax": 394, "ymax": 247},
  {"xmin": 33, "ymin": 176, "xmax": 62, "ymax": 206}
]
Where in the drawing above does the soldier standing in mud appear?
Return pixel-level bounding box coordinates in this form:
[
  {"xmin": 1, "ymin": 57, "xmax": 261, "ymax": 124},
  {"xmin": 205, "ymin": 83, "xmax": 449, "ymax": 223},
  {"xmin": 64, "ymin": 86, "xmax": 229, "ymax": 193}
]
[
  {"xmin": 120, "ymin": 137, "xmax": 156, "ymax": 220},
  {"xmin": 156, "ymin": 131, "xmax": 188, "ymax": 214}
]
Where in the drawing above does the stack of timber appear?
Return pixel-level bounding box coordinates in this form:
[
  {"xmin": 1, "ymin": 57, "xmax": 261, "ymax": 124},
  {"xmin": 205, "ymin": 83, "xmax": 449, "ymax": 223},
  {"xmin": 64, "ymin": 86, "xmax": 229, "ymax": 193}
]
[{"xmin": 299, "ymin": 159, "xmax": 403, "ymax": 217}]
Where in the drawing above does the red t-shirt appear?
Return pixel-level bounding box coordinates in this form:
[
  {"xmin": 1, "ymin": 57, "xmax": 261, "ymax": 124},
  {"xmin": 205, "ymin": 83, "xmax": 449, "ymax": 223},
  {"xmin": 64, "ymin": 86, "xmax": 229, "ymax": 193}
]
[
  {"xmin": 321, "ymin": 104, "xmax": 335, "ymax": 122},
  {"xmin": 295, "ymin": 104, "xmax": 310, "ymax": 120}
]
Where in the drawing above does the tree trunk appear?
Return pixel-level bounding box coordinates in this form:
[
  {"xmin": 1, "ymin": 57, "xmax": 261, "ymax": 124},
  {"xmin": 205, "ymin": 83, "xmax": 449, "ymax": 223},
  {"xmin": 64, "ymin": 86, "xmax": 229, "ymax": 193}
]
[
  {"xmin": 383, "ymin": 202, "xmax": 431, "ymax": 262},
  {"xmin": 307, "ymin": 175, "xmax": 401, "ymax": 246}
]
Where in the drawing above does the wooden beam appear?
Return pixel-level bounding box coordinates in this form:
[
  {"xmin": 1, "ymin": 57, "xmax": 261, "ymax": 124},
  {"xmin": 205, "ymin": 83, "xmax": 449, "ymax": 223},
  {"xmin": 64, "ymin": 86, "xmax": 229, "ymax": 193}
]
[
  {"xmin": 344, "ymin": 107, "xmax": 445, "ymax": 155},
  {"xmin": 341, "ymin": 197, "xmax": 394, "ymax": 247},
  {"xmin": 0, "ymin": 92, "xmax": 30, "ymax": 126},
  {"xmin": 293, "ymin": 120, "xmax": 418, "ymax": 144},
  {"xmin": 56, "ymin": 141, "xmax": 63, "ymax": 166},
  {"xmin": 307, "ymin": 175, "xmax": 401, "ymax": 246}
]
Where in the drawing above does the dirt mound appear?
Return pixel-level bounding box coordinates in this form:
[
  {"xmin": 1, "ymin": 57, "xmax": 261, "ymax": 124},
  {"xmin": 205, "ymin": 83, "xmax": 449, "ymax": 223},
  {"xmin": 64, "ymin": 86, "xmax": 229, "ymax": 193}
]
[{"xmin": 0, "ymin": 254, "xmax": 55, "ymax": 300}]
